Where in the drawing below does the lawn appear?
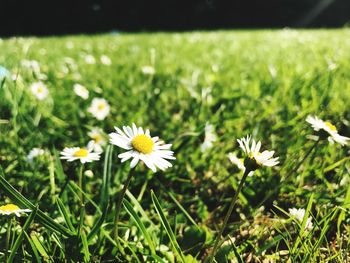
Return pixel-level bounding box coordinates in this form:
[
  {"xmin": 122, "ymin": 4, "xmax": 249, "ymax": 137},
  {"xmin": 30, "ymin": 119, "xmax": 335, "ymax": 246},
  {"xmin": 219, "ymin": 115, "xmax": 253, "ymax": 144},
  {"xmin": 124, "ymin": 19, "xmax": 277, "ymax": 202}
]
[{"xmin": 0, "ymin": 29, "xmax": 350, "ymax": 262}]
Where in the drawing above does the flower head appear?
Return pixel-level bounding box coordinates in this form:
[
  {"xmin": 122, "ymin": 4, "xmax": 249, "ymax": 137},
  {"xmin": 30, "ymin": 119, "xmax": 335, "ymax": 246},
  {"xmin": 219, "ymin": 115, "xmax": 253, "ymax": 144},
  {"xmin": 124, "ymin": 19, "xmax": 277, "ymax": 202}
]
[
  {"xmin": 201, "ymin": 122, "xmax": 217, "ymax": 152},
  {"xmin": 30, "ymin": 82, "xmax": 49, "ymax": 100},
  {"xmin": 237, "ymin": 135, "xmax": 279, "ymax": 171},
  {"xmin": 306, "ymin": 115, "xmax": 349, "ymax": 146},
  {"xmin": 0, "ymin": 204, "xmax": 31, "ymax": 217},
  {"xmin": 27, "ymin": 147, "xmax": 45, "ymax": 163},
  {"xmin": 288, "ymin": 208, "xmax": 313, "ymax": 232},
  {"xmin": 84, "ymin": 54, "xmax": 96, "ymax": 64},
  {"xmin": 60, "ymin": 146, "xmax": 101, "ymax": 163},
  {"xmin": 228, "ymin": 152, "xmax": 255, "ymax": 176},
  {"xmin": 87, "ymin": 98, "xmax": 110, "ymax": 120},
  {"xmin": 141, "ymin": 65, "xmax": 155, "ymax": 75},
  {"xmin": 100, "ymin": 55, "xmax": 112, "ymax": 65},
  {"xmin": 87, "ymin": 128, "xmax": 106, "ymax": 153},
  {"xmin": 109, "ymin": 123, "xmax": 175, "ymax": 172},
  {"xmin": 74, "ymin": 83, "xmax": 89, "ymax": 99}
]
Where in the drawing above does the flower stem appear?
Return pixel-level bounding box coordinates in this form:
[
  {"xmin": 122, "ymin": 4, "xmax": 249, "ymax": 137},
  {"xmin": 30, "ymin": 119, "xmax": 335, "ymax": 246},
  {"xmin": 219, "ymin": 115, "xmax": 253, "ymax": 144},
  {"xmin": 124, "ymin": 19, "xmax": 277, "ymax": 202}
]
[
  {"xmin": 77, "ymin": 164, "xmax": 85, "ymax": 239},
  {"xmin": 208, "ymin": 169, "xmax": 250, "ymax": 263},
  {"xmin": 113, "ymin": 169, "xmax": 135, "ymax": 249},
  {"xmin": 5, "ymin": 217, "xmax": 12, "ymax": 262}
]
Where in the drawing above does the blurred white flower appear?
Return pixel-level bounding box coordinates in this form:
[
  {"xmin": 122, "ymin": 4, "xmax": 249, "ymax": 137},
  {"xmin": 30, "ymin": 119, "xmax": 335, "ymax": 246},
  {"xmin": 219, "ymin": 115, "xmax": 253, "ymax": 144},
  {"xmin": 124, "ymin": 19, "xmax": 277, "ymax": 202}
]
[
  {"xmin": 141, "ymin": 65, "xmax": 155, "ymax": 75},
  {"xmin": 87, "ymin": 128, "xmax": 106, "ymax": 153},
  {"xmin": 87, "ymin": 98, "xmax": 110, "ymax": 120},
  {"xmin": 306, "ymin": 115, "xmax": 349, "ymax": 146},
  {"xmin": 73, "ymin": 83, "xmax": 89, "ymax": 100},
  {"xmin": 27, "ymin": 148, "xmax": 45, "ymax": 163},
  {"xmin": 84, "ymin": 55, "xmax": 96, "ymax": 64},
  {"xmin": 109, "ymin": 123, "xmax": 175, "ymax": 172},
  {"xmin": 100, "ymin": 55, "xmax": 112, "ymax": 65},
  {"xmin": 288, "ymin": 208, "xmax": 313, "ymax": 232},
  {"xmin": 21, "ymin": 59, "xmax": 40, "ymax": 73},
  {"xmin": 237, "ymin": 135, "xmax": 279, "ymax": 170},
  {"xmin": 30, "ymin": 82, "xmax": 49, "ymax": 100},
  {"xmin": 201, "ymin": 122, "xmax": 217, "ymax": 152},
  {"xmin": 84, "ymin": 170, "xmax": 94, "ymax": 178}
]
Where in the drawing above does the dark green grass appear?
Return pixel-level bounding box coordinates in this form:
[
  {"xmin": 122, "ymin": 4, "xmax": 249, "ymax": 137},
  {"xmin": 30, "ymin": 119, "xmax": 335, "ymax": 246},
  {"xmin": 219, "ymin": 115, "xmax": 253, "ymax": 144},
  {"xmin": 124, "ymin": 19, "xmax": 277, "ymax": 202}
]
[{"xmin": 0, "ymin": 30, "xmax": 350, "ymax": 262}]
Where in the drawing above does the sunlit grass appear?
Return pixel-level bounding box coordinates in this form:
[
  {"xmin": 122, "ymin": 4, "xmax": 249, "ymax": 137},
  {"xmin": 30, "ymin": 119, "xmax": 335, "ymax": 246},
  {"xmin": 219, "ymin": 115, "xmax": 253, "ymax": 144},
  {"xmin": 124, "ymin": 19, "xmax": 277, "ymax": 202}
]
[{"xmin": 0, "ymin": 29, "xmax": 350, "ymax": 262}]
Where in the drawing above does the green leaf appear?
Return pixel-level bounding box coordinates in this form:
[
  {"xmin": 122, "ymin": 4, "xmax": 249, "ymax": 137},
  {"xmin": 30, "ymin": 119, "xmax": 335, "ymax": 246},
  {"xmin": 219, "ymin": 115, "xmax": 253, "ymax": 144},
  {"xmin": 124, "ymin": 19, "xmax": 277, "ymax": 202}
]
[
  {"xmin": 24, "ymin": 232, "xmax": 42, "ymax": 263},
  {"xmin": 87, "ymin": 145, "xmax": 113, "ymax": 241},
  {"xmin": 151, "ymin": 190, "xmax": 185, "ymax": 262},
  {"xmin": 8, "ymin": 206, "xmax": 38, "ymax": 263},
  {"xmin": 0, "ymin": 166, "xmax": 75, "ymax": 237},
  {"xmin": 167, "ymin": 191, "xmax": 199, "ymax": 228},
  {"xmin": 81, "ymin": 230, "xmax": 90, "ymax": 262},
  {"xmin": 123, "ymin": 199, "xmax": 156, "ymax": 255},
  {"xmin": 56, "ymin": 197, "xmax": 75, "ymax": 232},
  {"xmin": 30, "ymin": 233, "xmax": 49, "ymax": 260}
]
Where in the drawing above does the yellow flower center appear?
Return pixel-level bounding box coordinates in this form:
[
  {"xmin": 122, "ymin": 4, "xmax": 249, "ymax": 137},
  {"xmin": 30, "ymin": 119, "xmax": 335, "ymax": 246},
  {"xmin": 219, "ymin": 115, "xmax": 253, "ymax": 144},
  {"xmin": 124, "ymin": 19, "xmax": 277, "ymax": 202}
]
[
  {"xmin": 131, "ymin": 135, "xmax": 154, "ymax": 154},
  {"xmin": 98, "ymin": 103, "xmax": 105, "ymax": 110},
  {"xmin": 325, "ymin": 121, "xmax": 337, "ymax": 132},
  {"xmin": 73, "ymin": 148, "xmax": 89, "ymax": 157},
  {"xmin": 37, "ymin": 86, "xmax": 43, "ymax": 93},
  {"xmin": 91, "ymin": 134, "xmax": 102, "ymax": 143},
  {"xmin": 0, "ymin": 204, "xmax": 19, "ymax": 212}
]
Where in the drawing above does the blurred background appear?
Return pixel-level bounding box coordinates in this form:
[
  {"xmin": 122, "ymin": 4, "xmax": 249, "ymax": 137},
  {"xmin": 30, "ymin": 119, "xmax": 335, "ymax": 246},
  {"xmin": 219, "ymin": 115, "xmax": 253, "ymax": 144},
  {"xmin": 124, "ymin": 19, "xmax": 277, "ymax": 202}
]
[{"xmin": 1, "ymin": 0, "xmax": 350, "ymax": 36}]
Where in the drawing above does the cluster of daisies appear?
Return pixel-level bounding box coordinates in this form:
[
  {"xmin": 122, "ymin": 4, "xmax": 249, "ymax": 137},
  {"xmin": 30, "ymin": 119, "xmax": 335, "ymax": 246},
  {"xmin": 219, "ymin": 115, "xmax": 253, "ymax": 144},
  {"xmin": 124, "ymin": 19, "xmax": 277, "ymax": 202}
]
[
  {"xmin": 2, "ymin": 63, "xmax": 350, "ymax": 237},
  {"xmin": 60, "ymin": 123, "xmax": 175, "ymax": 172}
]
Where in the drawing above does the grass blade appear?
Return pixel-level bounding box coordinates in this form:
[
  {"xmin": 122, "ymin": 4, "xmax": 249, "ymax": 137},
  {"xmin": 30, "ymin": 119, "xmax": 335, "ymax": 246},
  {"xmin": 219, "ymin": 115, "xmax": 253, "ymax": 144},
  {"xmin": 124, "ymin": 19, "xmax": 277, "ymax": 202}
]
[
  {"xmin": 8, "ymin": 206, "xmax": 38, "ymax": 263},
  {"xmin": 123, "ymin": 199, "xmax": 156, "ymax": 255},
  {"xmin": 87, "ymin": 145, "xmax": 113, "ymax": 241},
  {"xmin": 151, "ymin": 190, "xmax": 185, "ymax": 262},
  {"xmin": 0, "ymin": 166, "xmax": 75, "ymax": 237}
]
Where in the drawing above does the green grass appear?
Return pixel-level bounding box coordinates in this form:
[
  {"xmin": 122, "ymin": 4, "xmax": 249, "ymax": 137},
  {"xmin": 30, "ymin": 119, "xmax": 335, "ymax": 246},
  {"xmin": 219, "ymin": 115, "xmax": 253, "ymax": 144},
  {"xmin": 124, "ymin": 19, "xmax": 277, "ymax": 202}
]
[{"xmin": 1, "ymin": 29, "xmax": 350, "ymax": 262}]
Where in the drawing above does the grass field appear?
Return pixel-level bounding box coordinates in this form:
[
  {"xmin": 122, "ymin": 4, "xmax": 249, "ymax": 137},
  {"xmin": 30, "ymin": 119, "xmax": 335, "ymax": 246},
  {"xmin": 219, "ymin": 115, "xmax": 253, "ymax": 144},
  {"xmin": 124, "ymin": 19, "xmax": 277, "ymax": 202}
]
[{"xmin": 1, "ymin": 30, "xmax": 350, "ymax": 262}]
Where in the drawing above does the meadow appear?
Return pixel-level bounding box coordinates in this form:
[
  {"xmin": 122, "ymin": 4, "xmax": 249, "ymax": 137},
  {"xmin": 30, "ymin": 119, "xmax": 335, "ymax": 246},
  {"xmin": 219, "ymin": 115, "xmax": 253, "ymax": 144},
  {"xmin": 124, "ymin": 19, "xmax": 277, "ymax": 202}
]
[{"xmin": 0, "ymin": 29, "xmax": 350, "ymax": 262}]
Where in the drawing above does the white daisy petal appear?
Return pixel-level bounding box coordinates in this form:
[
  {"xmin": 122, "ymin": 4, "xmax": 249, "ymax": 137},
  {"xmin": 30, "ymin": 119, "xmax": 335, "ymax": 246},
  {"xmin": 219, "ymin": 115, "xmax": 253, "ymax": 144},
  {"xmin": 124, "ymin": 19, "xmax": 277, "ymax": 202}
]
[
  {"xmin": 306, "ymin": 115, "xmax": 349, "ymax": 146},
  {"xmin": 237, "ymin": 135, "xmax": 279, "ymax": 169},
  {"xmin": 110, "ymin": 124, "xmax": 175, "ymax": 172}
]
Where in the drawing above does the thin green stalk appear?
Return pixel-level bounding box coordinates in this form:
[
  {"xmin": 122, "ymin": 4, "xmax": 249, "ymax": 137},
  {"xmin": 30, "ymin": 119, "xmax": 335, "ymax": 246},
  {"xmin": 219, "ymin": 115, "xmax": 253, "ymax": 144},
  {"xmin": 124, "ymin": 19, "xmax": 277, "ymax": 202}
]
[
  {"xmin": 208, "ymin": 169, "xmax": 250, "ymax": 263},
  {"xmin": 5, "ymin": 217, "xmax": 12, "ymax": 263},
  {"xmin": 78, "ymin": 164, "xmax": 85, "ymax": 239},
  {"xmin": 113, "ymin": 169, "xmax": 135, "ymax": 249}
]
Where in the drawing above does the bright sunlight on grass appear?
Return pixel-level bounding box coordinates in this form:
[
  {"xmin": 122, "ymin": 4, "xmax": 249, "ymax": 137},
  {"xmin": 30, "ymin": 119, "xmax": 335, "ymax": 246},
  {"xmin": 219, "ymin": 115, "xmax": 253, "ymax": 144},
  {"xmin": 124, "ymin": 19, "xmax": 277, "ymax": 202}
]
[{"xmin": 0, "ymin": 30, "xmax": 350, "ymax": 262}]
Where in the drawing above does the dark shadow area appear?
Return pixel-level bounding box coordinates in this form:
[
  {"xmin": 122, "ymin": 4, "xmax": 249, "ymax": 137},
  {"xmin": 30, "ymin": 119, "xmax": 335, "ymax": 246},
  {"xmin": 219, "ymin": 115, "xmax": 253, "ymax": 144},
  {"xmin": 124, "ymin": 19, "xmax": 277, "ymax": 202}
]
[{"xmin": 1, "ymin": 0, "xmax": 350, "ymax": 36}]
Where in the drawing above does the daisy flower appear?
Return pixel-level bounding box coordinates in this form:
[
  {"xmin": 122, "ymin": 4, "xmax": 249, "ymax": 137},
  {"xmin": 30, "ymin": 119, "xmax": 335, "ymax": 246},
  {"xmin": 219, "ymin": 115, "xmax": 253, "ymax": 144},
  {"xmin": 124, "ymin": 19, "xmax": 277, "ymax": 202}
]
[
  {"xmin": 0, "ymin": 204, "xmax": 31, "ymax": 217},
  {"xmin": 237, "ymin": 135, "xmax": 279, "ymax": 171},
  {"xmin": 87, "ymin": 128, "xmax": 107, "ymax": 153},
  {"xmin": 288, "ymin": 208, "xmax": 313, "ymax": 232},
  {"xmin": 87, "ymin": 98, "xmax": 110, "ymax": 120},
  {"xmin": 27, "ymin": 147, "xmax": 45, "ymax": 163},
  {"xmin": 228, "ymin": 152, "xmax": 255, "ymax": 177},
  {"xmin": 141, "ymin": 65, "xmax": 155, "ymax": 75},
  {"xmin": 306, "ymin": 115, "xmax": 349, "ymax": 146},
  {"xmin": 30, "ymin": 82, "xmax": 49, "ymax": 100},
  {"xmin": 201, "ymin": 122, "xmax": 217, "ymax": 152},
  {"xmin": 60, "ymin": 146, "xmax": 101, "ymax": 163},
  {"xmin": 84, "ymin": 54, "xmax": 96, "ymax": 64},
  {"xmin": 100, "ymin": 55, "xmax": 112, "ymax": 65},
  {"xmin": 109, "ymin": 123, "xmax": 175, "ymax": 172},
  {"xmin": 73, "ymin": 83, "xmax": 89, "ymax": 99},
  {"xmin": 21, "ymin": 59, "xmax": 41, "ymax": 73}
]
